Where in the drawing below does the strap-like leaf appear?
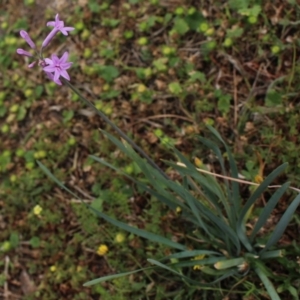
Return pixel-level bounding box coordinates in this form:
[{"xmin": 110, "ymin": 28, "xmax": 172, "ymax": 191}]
[
  {"xmin": 236, "ymin": 163, "xmax": 288, "ymax": 252},
  {"xmin": 89, "ymin": 155, "xmax": 189, "ymax": 211},
  {"xmin": 254, "ymin": 266, "xmax": 280, "ymax": 300},
  {"xmin": 250, "ymin": 182, "xmax": 290, "ymax": 241},
  {"xmin": 89, "ymin": 206, "xmax": 187, "ymax": 250},
  {"xmin": 172, "ymin": 256, "xmax": 226, "ymax": 268},
  {"xmin": 83, "ymin": 267, "xmax": 152, "ymax": 286},
  {"xmin": 38, "ymin": 161, "xmax": 187, "ymax": 251},
  {"xmin": 206, "ymin": 125, "xmax": 240, "ymax": 217},
  {"xmin": 147, "ymin": 258, "xmax": 204, "ymax": 285},
  {"xmin": 166, "ymin": 249, "xmax": 222, "ymax": 260},
  {"xmin": 261, "ymin": 191, "xmax": 300, "ymax": 254},
  {"xmin": 198, "ymin": 137, "xmax": 235, "ymax": 225},
  {"xmin": 214, "ymin": 257, "xmax": 245, "ymax": 270},
  {"xmin": 259, "ymin": 250, "xmax": 284, "ymax": 260}
]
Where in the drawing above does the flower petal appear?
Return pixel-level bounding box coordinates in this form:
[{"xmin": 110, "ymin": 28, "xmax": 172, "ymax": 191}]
[
  {"xmin": 60, "ymin": 52, "xmax": 69, "ymax": 63},
  {"xmin": 64, "ymin": 27, "xmax": 75, "ymax": 32},
  {"xmin": 28, "ymin": 61, "xmax": 36, "ymax": 68},
  {"xmin": 54, "ymin": 71, "xmax": 61, "ymax": 82},
  {"xmin": 61, "ymin": 62, "xmax": 73, "ymax": 69},
  {"xmin": 51, "ymin": 54, "xmax": 59, "ymax": 62},
  {"xmin": 43, "ymin": 66, "xmax": 56, "ymax": 72},
  {"xmin": 60, "ymin": 70, "xmax": 70, "ymax": 81},
  {"xmin": 44, "ymin": 58, "xmax": 53, "ymax": 65},
  {"xmin": 47, "ymin": 21, "xmax": 55, "ymax": 27}
]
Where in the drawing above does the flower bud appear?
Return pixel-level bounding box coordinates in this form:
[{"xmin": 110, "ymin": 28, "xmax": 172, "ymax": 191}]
[
  {"xmin": 16, "ymin": 48, "xmax": 33, "ymax": 57},
  {"xmin": 20, "ymin": 30, "xmax": 36, "ymax": 49},
  {"xmin": 42, "ymin": 28, "xmax": 58, "ymax": 48}
]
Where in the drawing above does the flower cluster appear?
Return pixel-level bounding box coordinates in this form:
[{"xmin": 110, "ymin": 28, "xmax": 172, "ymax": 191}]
[{"xmin": 16, "ymin": 14, "xmax": 74, "ymax": 85}]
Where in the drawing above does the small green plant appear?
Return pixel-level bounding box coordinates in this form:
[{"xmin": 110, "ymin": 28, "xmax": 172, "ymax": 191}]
[{"xmin": 40, "ymin": 124, "xmax": 300, "ymax": 299}]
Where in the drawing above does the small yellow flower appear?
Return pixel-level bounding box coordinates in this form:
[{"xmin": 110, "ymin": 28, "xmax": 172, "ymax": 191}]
[
  {"xmin": 49, "ymin": 265, "xmax": 56, "ymax": 272},
  {"xmin": 175, "ymin": 206, "xmax": 182, "ymax": 214},
  {"xmin": 33, "ymin": 205, "xmax": 42, "ymax": 216},
  {"xmin": 194, "ymin": 157, "xmax": 203, "ymax": 168},
  {"xmin": 137, "ymin": 84, "xmax": 147, "ymax": 93},
  {"xmin": 97, "ymin": 244, "xmax": 109, "ymax": 256},
  {"xmin": 192, "ymin": 254, "xmax": 206, "ymax": 270},
  {"xmin": 115, "ymin": 233, "xmax": 125, "ymax": 244},
  {"xmin": 254, "ymin": 174, "xmax": 263, "ymax": 184}
]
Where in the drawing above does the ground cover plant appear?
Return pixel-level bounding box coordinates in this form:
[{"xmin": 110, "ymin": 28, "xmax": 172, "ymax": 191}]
[{"xmin": 1, "ymin": 0, "xmax": 300, "ymax": 299}]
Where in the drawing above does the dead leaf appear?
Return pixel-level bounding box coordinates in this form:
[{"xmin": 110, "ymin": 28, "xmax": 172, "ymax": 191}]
[{"xmin": 20, "ymin": 269, "xmax": 36, "ymax": 295}]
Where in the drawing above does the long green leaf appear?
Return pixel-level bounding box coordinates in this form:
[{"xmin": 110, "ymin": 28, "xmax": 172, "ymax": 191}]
[
  {"xmin": 166, "ymin": 162, "xmax": 241, "ymax": 252},
  {"xmin": 166, "ymin": 250, "xmax": 222, "ymax": 260},
  {"xmin": 89, "ymin": 155, "xmax": 189, "ymax": 211},
  {"xmin": 83, "ymin": 267, "xmax": 152, "ymax": 286},
  {"xmin": 161, "ymin": 177, "xmax": 212, "ymax": 235},
  {"xmin": 236, "ymin": 163, "xmax": 288, "ymax": 252},
  {"xmin": 172, "ymin": 256, "xmax": 226, "ymax": 268},
  {"xmin": 148, "ymin": 258, "xmax": 236, "ymax": 286},
  {"xmin": 214, "ymin": 257, "xmax": 245, "ymax": 270},
  {"xmin": 198, "ymin": 137, "xmax": 235, "ymax": 225},
  {"xmin": 206, "ymin": 125, "xmax": 240, "ymax": 218},
  {"xmin": 259, "ymin": 250, "xmax": 284, "ymax": 260},
  {"xmin": 165, "ymin": 160, "xmax": 224, "ymax": 217},
  {"xmin": 172, "ymin": 149, "xmax": 226, "ymax": 203},
  {"xmin": 38, "ymin": 161, "xmax": 187, "ymax": 251},
  {"xmin": 37, "ymin": 161, "xmax": 80, "ymax": 199},
  {"xmin": 254, "ymin": 267, "xmax": 280, "ymax": 300},
  {"xmin": 89, "ymin": 206, "xmax": 186, "ymax": 250},
  {"xmin": 147, "ymin": 259, "xmax": 203, "ymax": 285},
  {"xmin": 287, "ymin": 286, "xmax": 299, "ymax": 300},
  {"xmin": 250, "ymin": 182, "xmax": 290, "ymax": 241},
  {"xmin": 261, "ymin": 191, "xmax": 300, "ymax": 253}
]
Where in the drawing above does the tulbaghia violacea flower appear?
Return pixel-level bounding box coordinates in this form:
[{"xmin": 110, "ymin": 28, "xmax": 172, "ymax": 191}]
[
  {"xmin": 43, "ymin": 52, "xmax": 73, "ymax": 85},
  {"xmin": 42, "ymin": 14, "xmax": 74, "ymax": 48},
  {"xmin": 20, "ymin": 30, "xmax": 36, "ymax": 49}
]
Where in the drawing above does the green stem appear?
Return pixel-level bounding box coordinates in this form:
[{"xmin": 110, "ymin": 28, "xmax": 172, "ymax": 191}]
[{"xmin": 62, "ymin": 79, "xmax": 169, "ymax": 179}]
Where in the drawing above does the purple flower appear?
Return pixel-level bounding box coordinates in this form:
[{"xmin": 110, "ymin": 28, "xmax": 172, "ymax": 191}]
[
  {"xmin": 16, "ymin": 48, "xmax": 33, "ymax": 57},
  {"xmin": 43, "ymin": 52, "xmax": 72, "ymax": 85},
  {"xmin": 42, "ymin": 14, "xmax": 74, "ymax": 48},
  {"xmin": 20, "ymin": 30, "xmax": 36, "ymax": 49}
]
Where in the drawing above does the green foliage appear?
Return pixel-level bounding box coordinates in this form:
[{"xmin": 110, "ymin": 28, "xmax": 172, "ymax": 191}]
[
  {"xmin": 4, "ymin": 1, "xmax": 300, "ymax": 298},
  {"xmin": 39, "ymin": 124, "xmax": 300, "ymax": 299},
  {"xmin": 94, "ymin": 65, "xmax": 120, "ymax": 83}
]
